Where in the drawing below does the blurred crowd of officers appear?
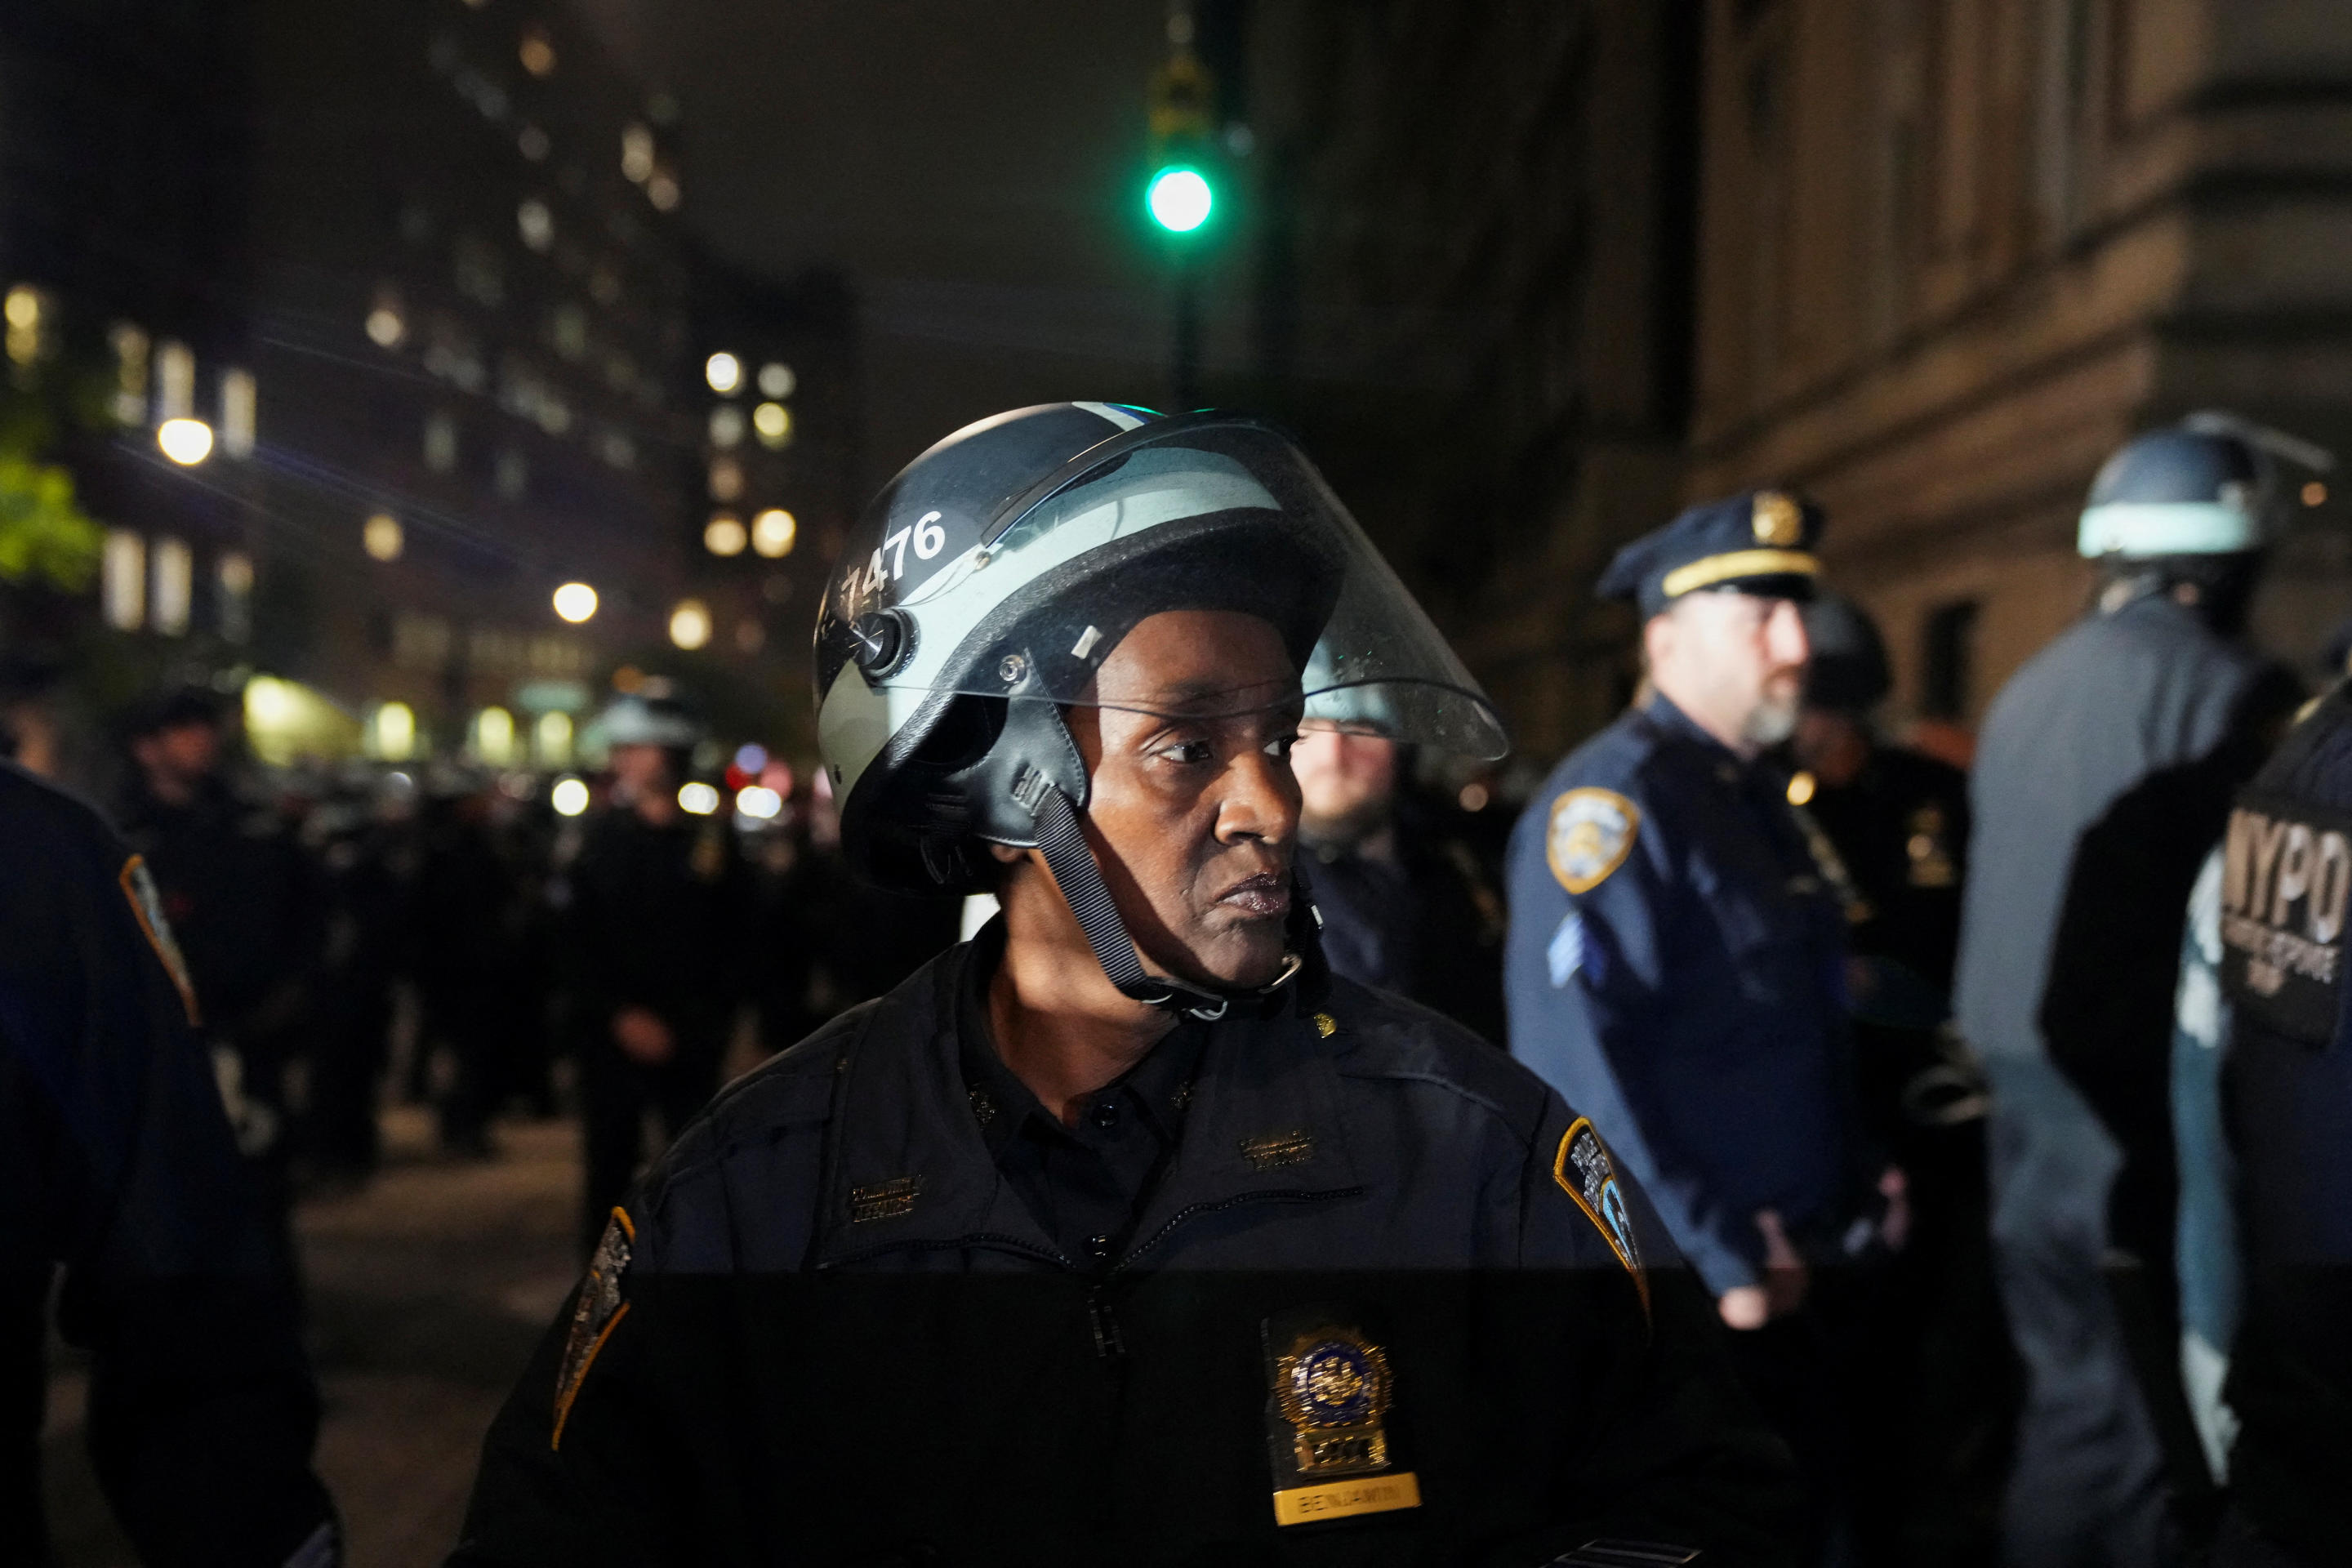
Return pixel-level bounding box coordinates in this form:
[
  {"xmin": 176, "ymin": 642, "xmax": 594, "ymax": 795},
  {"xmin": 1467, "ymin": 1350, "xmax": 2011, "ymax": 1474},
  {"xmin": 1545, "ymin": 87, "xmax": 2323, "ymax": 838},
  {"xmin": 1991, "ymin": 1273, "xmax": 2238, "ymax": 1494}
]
[{"xmin": 7, "ymin": 405, "xmax": 2352, "ymax": 1567}]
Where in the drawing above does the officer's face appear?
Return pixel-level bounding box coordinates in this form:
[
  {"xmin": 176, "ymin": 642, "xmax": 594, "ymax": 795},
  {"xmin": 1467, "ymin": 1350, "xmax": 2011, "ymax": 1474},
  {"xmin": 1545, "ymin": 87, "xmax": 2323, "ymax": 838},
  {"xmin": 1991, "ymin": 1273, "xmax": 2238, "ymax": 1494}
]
[
  {"xmin": 1291, "ymin": 726, "xmax": 1398, "ymax": 836},
  {"xmin": 1067, "ymin": 610, "xmax": 1304, "ymax": 989},
  {"xmin": 1646, "ymin": 591, "xmax": 1811, "ymax": 755}
]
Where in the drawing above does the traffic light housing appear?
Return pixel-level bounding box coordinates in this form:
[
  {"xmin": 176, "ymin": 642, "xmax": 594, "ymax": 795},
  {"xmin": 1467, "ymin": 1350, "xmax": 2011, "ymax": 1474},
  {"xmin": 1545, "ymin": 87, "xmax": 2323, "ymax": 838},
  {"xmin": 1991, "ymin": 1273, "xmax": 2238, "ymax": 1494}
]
[{"xmin": 1145, "ymin": 42, "xmax": 1218, "ymax": 237}]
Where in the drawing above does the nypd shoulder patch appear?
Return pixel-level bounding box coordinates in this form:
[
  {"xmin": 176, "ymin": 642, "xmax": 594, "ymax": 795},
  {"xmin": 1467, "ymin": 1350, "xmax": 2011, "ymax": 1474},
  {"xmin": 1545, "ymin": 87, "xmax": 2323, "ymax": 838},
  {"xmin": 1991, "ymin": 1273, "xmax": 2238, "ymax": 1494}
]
[
  {"xmin": 118, "ymin": 854, "xmax": 200, "ymax": 1027},
  {"xmin": 1553, "ymin": 1117, "xmax": 1650, "ymax": 1321},
  {"xmin": 1547, "ymin": 788, "xmax": 1640, "ymax": 894},
  {"xmin": 553, "ymin": 1208, "xmax": 635, "ymax": 1449}
]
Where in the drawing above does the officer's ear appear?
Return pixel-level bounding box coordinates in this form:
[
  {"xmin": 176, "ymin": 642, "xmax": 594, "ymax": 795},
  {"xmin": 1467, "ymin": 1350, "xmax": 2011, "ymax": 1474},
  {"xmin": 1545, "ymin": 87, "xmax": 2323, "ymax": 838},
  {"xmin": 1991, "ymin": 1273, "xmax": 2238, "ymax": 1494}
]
[{"xmin": 1639, "ymin": 607, "xmax": 1679, "ymax": 675}]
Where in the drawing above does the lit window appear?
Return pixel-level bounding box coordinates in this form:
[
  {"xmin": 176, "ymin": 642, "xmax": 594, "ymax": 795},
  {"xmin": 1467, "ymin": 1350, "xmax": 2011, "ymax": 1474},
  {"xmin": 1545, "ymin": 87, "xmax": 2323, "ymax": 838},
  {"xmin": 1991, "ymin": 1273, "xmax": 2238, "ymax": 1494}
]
[
  {"xmin": 621, "ymin": 124, "xmax": 655, "ymax": 183},
  {"xmin": 552, "ymin": 581, "xmax": 598, "ymax": 622},
  {"xmin": 366, "ymin": 288, "xmax": 406, "ymax": 349},
  {"xmin": 647, "ymin": 170, "xmax": 680, "ymax": 212},
  {"xmin": 109, "ymin": 323, "xmax": 149, "ymax": 425},
  {"xmin": 551, "ymin": 775, "xmax": 590, "ymax": 816},
  {"xmin": 157, "ymin": 419, "xmax": 214, "ymax": 466},
  {"xmin": 757, "ymin": 362, "xmax": 795, "ymax": 399},
  {"xmin": 151, "ymin": 538, "xmax": 193, "ymax": 635},
  {"xmin": 518, "ymin": 27, "xmax": 555, "ymax": 77},
  {"xmin": 704, "ymin": 513, "xmax": 746, "ymax": 556},
  {"xmin": 473, "ymin": 706, "xmax": 518, "ymax": 766},
  {"xmin": 677, "ymin": 781, "xmax": 720, "ymax": 816},
  {"xmin": 155, "ymin": 340, "xmax": 196, "ymax": 421},
  {"xmin": 708, "ymin": 457, "xmax": 743, "ymax": 502},
  {"xmin": 371, "ymin": 702, "xmax": 417, "ymax": 762},
  {"xmin": 752, "ymin": 401, "xmax": 791, "ymax": 448},
  {"xmin": 708, "ymin": 404, "xmax": 745, "ymax": 448},
  {"xmin": 517, "ymin": 198, "xmax": 555, "ymax": 252},
  {"xmin": 751, "ymin": 508, "xmax": 795, "ymax": 559},
  {"xmin": 217, "ymin": 553, "xmax": 253, "ymax": 644},
  {"xmin": 518, "ymin": 123, "xmax": 551, "ymax": 162},
  {"xmin": 669, "ymin": 599, "xmax": 712, "ymax": 650},
  {"xmin": 424, "ymin": 412, "xmax": 458, "ymax": 472},
  {"xmin": 4, "ymin": 284, "xmax": 48, "ymax": 367},
  {"xmin": 535, "ymin": 710, "xmax": 574, "ymax": 767},
  {"xmin": 364, "ymin": 513, "xmax": 404, "ymax": 561},
  {"xmin": 103, "ymin": 531, "xmax": 146, "ymax": 630},
  {"xmin": 220, "ymin": 368, "xmax": 256, "ymax": 457},
  {"xmin": 704, "ymin": 351, "xmax": 742, "ymax": 394}
]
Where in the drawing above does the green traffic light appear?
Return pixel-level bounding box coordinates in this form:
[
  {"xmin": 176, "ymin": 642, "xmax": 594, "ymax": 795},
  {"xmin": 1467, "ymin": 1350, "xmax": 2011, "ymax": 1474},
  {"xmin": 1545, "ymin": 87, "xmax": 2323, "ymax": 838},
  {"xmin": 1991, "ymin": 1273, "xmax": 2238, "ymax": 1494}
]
[{"xmin": 1147, "ymin": 166, "xmax": 1214, "ymax": 233}]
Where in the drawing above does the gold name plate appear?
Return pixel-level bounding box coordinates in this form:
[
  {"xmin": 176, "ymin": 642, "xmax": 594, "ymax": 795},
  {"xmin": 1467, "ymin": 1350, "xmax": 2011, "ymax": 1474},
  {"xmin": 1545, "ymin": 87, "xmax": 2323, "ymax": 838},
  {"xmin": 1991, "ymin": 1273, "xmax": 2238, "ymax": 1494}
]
[{"xmin": 1271, "ymin": 1471, "xmax": 1423, "ymax": 1526}]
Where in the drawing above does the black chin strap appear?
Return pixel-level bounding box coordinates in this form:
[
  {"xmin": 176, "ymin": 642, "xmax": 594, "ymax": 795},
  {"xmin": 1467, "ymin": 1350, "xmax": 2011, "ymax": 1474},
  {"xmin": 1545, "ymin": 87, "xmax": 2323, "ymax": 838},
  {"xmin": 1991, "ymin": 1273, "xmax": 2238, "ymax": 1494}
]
[{"xmin": 1018, "ymin": 772, "xmax": 1300, "ymax": 1022}]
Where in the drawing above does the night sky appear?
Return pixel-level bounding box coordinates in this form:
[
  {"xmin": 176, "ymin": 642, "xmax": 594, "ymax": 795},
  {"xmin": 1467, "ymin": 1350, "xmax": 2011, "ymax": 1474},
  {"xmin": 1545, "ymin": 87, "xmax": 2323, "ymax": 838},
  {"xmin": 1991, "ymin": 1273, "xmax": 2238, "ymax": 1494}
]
[{"xmin": 570, "ymin": 0, "xmax": 1207, "ymax": 491}]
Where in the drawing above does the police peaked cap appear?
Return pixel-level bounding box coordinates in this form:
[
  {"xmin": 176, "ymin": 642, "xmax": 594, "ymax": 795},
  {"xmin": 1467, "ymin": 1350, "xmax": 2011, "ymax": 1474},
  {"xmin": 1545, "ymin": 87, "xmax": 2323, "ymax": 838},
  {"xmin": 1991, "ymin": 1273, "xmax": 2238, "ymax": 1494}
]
[{"xmin": 1597, "ymin": 489, "xmax": 1824, "ymax": 617}]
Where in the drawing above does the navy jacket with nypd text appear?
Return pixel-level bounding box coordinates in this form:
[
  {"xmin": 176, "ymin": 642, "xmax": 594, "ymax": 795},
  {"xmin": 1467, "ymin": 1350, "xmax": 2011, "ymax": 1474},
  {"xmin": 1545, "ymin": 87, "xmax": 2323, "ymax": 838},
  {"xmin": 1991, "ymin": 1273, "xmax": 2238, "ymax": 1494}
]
[
  {"xmin": 452, "ymin": 941, "xmax": 1798, "ymax": 1567},
  {"xmin": 1503, "ymin": 697, "xmax": 1860, "ymax": 1297}
]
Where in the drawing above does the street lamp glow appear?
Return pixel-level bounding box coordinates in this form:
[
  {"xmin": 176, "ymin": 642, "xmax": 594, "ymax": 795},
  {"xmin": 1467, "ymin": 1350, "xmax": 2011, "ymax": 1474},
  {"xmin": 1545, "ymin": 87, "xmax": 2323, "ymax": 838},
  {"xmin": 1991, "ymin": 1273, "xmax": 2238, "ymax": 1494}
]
[
  {"xmin": 1147, "ymin": 167, "xmax": 1214, "ymax": 234},
  {"xmin": 735, "ymin": 784, "xmax": 782, "ymax": 820},
  {"xmin": 157, "ymin": 417, "xmax": 215, "ymax": 466},
  {"xmin": 677, "ymin": 781, "xmax": 720, "ymax": 816},
  {"xmin": 751, "ymin": 507, "xmax": 796, "ymax": 558},
  {"xmin": 550, "ymin": 775, "xmax": 590, "ymax": 817},
  {"xmin": 704, "ymin": 351, "xmax": 742, "ymax": 394},
  {"xmin": 668, "ymin": 598, "xmax": 712, "ymax": 650},
  {"xmin": 552, "ymin": 581, "xmax": 599, "ymax": 622}
]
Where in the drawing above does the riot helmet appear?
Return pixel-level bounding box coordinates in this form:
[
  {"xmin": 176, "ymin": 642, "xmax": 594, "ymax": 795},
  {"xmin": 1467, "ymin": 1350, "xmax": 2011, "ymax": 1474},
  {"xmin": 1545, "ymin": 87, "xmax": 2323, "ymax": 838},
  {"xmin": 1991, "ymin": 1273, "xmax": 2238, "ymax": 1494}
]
[
  {"xmin": 2078, "ymin": 411, "xmax": 2334, "ymax": 559},
  {"xmin": 813, "ymin": 402, "xmax": 1505, "ymax": 1015},
  {"xmin": 588, "ymin": 683, "xmax": 708, "ymax": 752}
]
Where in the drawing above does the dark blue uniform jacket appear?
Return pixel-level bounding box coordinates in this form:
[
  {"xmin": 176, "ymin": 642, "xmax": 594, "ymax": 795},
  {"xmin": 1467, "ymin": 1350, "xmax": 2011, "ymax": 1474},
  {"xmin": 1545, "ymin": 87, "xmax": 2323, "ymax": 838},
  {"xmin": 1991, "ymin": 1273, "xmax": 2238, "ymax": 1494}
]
[
  {"xmin": 1505, "ymin": 697, "xmax": 1856, "ymax": 1296},
  {"xmin": 0, "ymin": 761, "xmax": 334, "ymax": 1566},
  {"xmin": 454, "ymin": 940, "xmax": 1800, "ymax": 1566}
]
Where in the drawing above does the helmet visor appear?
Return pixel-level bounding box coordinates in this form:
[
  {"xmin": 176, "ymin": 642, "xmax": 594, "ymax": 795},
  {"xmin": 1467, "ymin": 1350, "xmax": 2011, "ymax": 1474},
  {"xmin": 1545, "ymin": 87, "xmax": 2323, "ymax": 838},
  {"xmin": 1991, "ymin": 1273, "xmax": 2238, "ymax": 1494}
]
[{"xmin": 817, "ymin": 421, "xmax": 1507, "ymax": 760}]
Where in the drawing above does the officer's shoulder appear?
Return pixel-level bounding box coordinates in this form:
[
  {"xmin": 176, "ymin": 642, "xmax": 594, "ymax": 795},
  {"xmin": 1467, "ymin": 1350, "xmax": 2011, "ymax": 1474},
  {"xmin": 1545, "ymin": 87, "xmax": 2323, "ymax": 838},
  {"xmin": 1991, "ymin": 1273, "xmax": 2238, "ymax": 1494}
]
[
  {"xmin": 675, "ymin": 1001, "xmax": 874, "ymax": 1158},
  {"xmin": 1321, "ymin": 976, "xmax": 1553, "ymax": 1143},
  {"xmin": 0, "ymin": 760, "xmax": 127, "ymax": 882}
]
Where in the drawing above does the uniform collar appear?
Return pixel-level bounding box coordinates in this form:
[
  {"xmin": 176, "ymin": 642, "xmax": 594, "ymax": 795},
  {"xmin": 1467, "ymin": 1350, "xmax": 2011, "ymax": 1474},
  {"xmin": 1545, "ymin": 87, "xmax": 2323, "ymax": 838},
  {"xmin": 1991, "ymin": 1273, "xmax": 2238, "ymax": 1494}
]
[{"xmin": 812, "ymin": 937, "xmax": 1364, "ymax": 1271}]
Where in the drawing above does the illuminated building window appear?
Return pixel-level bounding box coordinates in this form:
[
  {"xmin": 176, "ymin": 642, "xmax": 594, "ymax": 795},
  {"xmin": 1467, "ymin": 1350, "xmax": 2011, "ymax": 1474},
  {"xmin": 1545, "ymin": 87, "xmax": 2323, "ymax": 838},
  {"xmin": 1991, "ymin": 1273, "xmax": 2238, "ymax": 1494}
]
[
  {"xmin": 757, "ymin": 362, "xmax": 795, "ymax": 399},
  {"xmin": 155, "ymin": 341, "xmax": 196, "ymax": 421},
  {"xmin": 217, "ymin": 553, "xmax": 253, "ymax": 644},
  {"xmin": 647, "ymin": 169, "xmax": 680, "ymax": 212},
  {"xmin": 550, "ymin": 302, "xmax": 587, "ymax": 360},
  {"xmin": 150, "ymin": 538, "xmax": 193, "ymax": 635},
  {"xmin": 621, "ymin": 124, "xmax": 655, "ymax": 184},
  {"xmin": 220, "ymin": 368, "xmax": 256, "ymax": 458},
  {"xmin": 424, "ymin": 412, "xmax": 458, "ymax": 473},
  {"xmin": 535, "ymin": 710, "xmax": 574, "ymax": 768},
  {"xmin": 708, "ymin": 404, "xmax": 745, "ymax": 448},
  {"xmin": 518, "ymin": 27, "xmax": 556, "ymax": 77},
  {"xmin": 103, "ymin": 531, "xmax": 145, "ymax": 630},
  {"xmin": 370, "ymin": 702, "xmax": 417, "ymax": 762},
  {"xmin": 518, "ymin": 198, "xmax": 555, "ymax": 253},
  {"xmin": 752, "ymin": 401, "xmax": 791, "ymax": 448},
  {"xmin": 704, "ymin": 512, "xmax": 747, "ymax": 556},
  {"xmin": 708, "ymin": 457, "xmax": 743, "ymax": 501},
  {"xmin": 704, "ymin": 351, "xmax": 742, "ymax": 394},
  {"xmin": 109, "ymin": 323, "xmax": 149, "ymax": 425},
  {"xmin": 751, "ymin": 508, "xmax": 795, "ymax": 559},
  {"xmin": 519, "ymin": 122, "xmax": 551, "ymax": 162},
  {"xmin": 472, "ymin": 706, "xmax": 519, "ymax": 766},
  {"xmin": 4, "ymin": 284, "xmax": 50, "ymax": 366},
  {"xmin": 364, "ymin": 513, "xmax": 404, "ymax": 561}
]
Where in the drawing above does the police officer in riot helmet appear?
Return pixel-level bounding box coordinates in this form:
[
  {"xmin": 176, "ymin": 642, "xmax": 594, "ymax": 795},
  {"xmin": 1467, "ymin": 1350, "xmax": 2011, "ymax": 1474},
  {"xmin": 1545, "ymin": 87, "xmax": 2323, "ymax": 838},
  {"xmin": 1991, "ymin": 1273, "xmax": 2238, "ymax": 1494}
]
[
  {"xmin": 454, "ymin": 403, "xmax": 1797, "ymax": 1565},
  {"xmin": 559, "ymin": 685, "xmax": 747, "ymax": 1253},
  {"xmin": 1504, "ymin": 492, "xmax": 1903, "ymax": 1560},
  {"xmin": 1955, "ymin": 413, "xmax": 2319, "ymax": 1566}
]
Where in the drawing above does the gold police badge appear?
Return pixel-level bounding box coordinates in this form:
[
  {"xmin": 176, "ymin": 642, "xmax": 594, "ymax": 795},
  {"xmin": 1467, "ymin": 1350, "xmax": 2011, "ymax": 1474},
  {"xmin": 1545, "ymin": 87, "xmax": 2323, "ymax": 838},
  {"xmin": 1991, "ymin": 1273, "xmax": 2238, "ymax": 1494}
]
[
  {"xmin": 1548, "ymin": 788, "xmax": 1640, "ymax": 894},
  {"xmin": 1752, "ymin": 490, "xmax": 1803, "ymax": 546},
  {"xmin": 1262, "ymin": 1313, "xmax": 1422, "ymax": 1526}
]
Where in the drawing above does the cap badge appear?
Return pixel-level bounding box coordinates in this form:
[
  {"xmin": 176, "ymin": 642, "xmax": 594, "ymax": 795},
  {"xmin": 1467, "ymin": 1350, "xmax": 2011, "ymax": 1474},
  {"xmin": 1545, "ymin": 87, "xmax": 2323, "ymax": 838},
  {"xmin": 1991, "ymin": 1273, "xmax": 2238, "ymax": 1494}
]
[{"xmin": 1753, "ymin": 491, "xmax": 1803, "ymax": 547}]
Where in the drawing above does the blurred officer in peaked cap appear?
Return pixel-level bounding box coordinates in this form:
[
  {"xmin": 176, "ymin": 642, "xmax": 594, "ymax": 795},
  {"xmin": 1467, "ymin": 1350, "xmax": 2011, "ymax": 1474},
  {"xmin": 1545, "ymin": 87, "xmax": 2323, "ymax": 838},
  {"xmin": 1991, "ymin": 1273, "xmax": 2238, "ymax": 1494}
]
[
  {"xmin": 1508, "ymin": 490, "xmax": 1904, "ymax": 1559},
  {"xmin": 453, "ymin": 403, "xmax": 1799, "ymax": 1566},
  {"xmin": 1954, "ymin": 413, "xmax": 2320, "ymax": 1567},
  {"xmin": 556, "ymin": 684, "xmax": 749, "ymax": 1253},
  {"xmin": 2, "ymin": 756, "xmax": 339, "ymax": 1566}
]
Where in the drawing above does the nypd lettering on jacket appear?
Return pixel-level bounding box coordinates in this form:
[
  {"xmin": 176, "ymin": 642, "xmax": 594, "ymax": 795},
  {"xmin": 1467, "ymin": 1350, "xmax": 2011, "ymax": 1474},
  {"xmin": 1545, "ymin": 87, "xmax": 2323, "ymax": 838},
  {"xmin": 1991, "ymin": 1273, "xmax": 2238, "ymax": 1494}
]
[{"xmin": 2221, "ymin": 791, "xmax": 2352, "ymax": 1045}]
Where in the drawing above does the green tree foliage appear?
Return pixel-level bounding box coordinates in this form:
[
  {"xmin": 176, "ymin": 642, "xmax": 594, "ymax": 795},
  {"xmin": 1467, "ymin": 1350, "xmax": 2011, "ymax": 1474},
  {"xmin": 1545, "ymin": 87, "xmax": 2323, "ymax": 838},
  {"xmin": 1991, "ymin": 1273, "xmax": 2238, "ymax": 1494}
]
[{"xmin": 0, "ymin": 452, "xmax": 102, "ymax": 590}]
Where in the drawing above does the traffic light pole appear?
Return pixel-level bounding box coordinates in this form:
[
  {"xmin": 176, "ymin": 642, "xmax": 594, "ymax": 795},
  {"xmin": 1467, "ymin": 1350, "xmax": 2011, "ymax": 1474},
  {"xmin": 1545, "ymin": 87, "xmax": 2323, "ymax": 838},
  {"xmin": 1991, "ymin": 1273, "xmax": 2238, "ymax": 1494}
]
[{"xmin": 1171, "ymin": 247, "xmax": 1200, "ymax": 412}]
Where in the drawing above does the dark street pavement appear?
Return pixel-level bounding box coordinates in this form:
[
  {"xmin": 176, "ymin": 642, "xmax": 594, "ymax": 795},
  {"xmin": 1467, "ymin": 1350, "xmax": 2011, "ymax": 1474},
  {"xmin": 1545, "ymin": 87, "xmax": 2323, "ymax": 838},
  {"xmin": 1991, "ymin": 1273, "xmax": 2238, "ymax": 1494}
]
[{"xmin": 43, "ymin": 1107, "xmax": 582, "ymax": 1568}]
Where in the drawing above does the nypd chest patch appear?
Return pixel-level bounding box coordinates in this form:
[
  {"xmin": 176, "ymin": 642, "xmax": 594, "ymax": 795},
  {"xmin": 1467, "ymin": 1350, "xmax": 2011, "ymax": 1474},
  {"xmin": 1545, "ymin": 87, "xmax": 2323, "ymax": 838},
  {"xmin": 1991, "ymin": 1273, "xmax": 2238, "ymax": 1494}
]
[
  {"xmin": 2220, "ymin": 792, "xmax": 2351, "ymax": 1047},
  {"xmin": 1547, "ymin": 788, "xmax": 1639, "ymax": 894},
  {"xmin": 553, "ymin": 1208, "xmax": 635, "ymax": 1449},
  {"xmin": 1553, "ymin": 1117, "xmax": 1650, "ymax": 1320}
]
